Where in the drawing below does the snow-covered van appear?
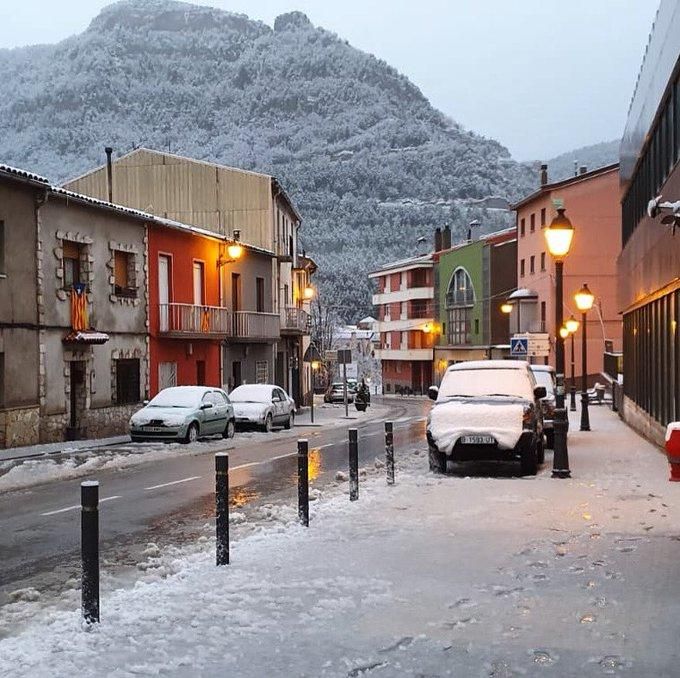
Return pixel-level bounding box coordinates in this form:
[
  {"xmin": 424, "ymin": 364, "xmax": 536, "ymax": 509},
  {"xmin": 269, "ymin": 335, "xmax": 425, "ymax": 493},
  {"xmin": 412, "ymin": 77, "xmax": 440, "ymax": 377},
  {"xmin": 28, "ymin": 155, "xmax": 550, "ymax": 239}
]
[{"xmin": 426, "ymin": 360, "xmax": 545, "ymax": 476}]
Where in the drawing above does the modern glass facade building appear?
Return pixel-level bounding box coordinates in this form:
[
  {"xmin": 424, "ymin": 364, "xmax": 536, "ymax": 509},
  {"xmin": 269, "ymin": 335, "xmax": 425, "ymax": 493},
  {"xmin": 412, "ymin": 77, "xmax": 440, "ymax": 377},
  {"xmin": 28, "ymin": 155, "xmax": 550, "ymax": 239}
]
[{"xmin": 618, "ymin": 0, "xmax": 680, "ymax": 444}]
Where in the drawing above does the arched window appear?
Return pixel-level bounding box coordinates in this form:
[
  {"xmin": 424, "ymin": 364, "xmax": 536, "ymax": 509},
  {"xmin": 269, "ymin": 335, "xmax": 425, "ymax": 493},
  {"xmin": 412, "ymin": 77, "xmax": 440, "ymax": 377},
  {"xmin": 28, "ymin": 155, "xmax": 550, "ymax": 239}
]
[{"xmin": 445, "ymin": 268, "xmax": 475, "ymax": 345}]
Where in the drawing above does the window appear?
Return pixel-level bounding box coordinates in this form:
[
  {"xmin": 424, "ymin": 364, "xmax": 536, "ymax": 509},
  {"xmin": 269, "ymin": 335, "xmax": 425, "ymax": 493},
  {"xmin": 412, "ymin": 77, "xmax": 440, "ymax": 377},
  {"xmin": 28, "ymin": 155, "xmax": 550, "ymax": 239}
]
[
  {"xmin": 115, "ymin": 359, "xmax": 140, "ymax": 404},
  {"xmin": 193, "ymin": 262, "xmax": 205, "ymax": 305},
  {"xmin": 540, "ymin": 301, "xmax": 546, "ymax": 324},
  {"xmin": 114, "ymin": 251, "xmax": 136, "ymax": 298},
  {"xmin": 0, "ymin": 221, "xmax": 4, "ymax": 276},
  {"xmin": 256, "ymin": 361, "xmax": 268, "ymax": 384},
  {"xmin": 159, "ymin": 362, "xmax": 177, "ymax": 390},
  {"xmin": 474, "ymin": 318, "xmax": 479, "ymax": 335},
  {"xmin": 530, "ymin": 255, "xmax": 535, "ymax": 274},
  {"xmin": 256, "ymin": 277, "xmax": 265, "ymax": 312},
  {"xmin": 520, "ymin": 218, "xmax": 525, "ymax": 237},
  {"xmin": 540, "ymin": 252, "xmax": 546, "ymax": 271},
  {"xmin": 530, "ymin": 213, "xmax": 535, "ymax": 232},
  {"xmin": 445, "ymin": 268, "xmax": 474, "ymax": 345},
  {"xmin": 540, "ymin": 208, "xmax": 546, "ymax": 227},
  {"xmin": 63, "ymin": 240, "xmax": 82, "ymax": 289},
  {"xmin": 520, "ymin": 259, "xmax": 525, "ymax": 277}
]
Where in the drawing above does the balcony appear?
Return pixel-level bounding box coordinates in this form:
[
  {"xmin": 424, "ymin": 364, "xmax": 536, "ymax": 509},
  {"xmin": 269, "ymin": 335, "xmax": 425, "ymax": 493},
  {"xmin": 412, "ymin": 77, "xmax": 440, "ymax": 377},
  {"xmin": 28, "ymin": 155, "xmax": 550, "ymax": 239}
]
[
  {"xmin": 281, "ymin": 307, "xmax": 311, "ymax": 334},
  {"xmin": 159, "ymin": 303, "xmax": 232, "ymax": 338},
  {"xmin": 232, "ymin": 311, "xmax": 280, "ymax": 342}
]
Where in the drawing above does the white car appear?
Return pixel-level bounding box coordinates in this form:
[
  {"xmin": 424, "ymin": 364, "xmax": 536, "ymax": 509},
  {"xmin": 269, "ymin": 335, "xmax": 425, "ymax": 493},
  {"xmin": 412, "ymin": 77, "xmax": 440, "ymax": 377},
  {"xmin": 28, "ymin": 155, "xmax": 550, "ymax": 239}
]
[
  {"xmin": 426, "ymin": 361, "xmax": 545, "ymax": 475},
  {"xmin": 229, "ymin": 384, "xmax": 296, "ymax": 432},
  {"xmin": 130, "ymin": 386, "xmax": 235, "ymax": 443}
]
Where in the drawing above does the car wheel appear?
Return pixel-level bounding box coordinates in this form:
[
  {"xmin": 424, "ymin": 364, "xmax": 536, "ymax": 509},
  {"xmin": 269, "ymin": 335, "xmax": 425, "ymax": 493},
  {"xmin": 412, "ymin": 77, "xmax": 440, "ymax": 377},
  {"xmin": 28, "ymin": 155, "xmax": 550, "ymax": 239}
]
[
  {"xmin": 284, "ymin": 413, "xmax": 294, "ymax": 430},
  {"xmin": 262, "ymin": 413, "xmax": 273, "ymax": 433},
  {"xmin": 545, "ymin": 429, "xmax": 555, "ymax": 450},
  {"xmin": 184, "ymin": 422, "xmax": 199, "ymax": 444},
  {"xmin": 428, "ymin": 447, "xmax": 447, "ymax": 474},
  {"xmin": 223, "ymin": 419, "xmax": 235, "ymax": 439},
  {"xmin": 520, "ymin": 444, "xmax": 538, "ymax": 476}
]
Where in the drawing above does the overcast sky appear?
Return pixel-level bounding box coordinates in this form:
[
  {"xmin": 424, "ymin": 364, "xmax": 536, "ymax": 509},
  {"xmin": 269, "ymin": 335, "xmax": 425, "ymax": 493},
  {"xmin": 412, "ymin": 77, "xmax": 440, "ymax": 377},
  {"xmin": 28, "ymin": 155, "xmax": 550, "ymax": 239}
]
[{"xmin": 0, "ymin": 0, "xmax": 660, "ymax": 160}]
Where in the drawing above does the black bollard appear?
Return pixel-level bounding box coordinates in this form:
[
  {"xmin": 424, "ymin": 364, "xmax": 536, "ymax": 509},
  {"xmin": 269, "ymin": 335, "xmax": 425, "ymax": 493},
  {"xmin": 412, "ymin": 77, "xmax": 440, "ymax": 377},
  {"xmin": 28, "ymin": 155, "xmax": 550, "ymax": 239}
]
[
  {"xmin": 612, "ymin": 381, "xmax": 618, "ymax": 413},
  {"xmin": 215, "ymin": 452, "xmax": 230, "ymax": 566},
  {"xmin": 298, "ymin": 439, "xmax": 309, "ymax": 526},
  {"xmin": 349, "ymin": 428, "xmax": 359, "ymax": 501},
  {"xmin": 551, "ymin": 408, "xmax": 571, "ymax": 479},
  {"xmin": 569, "ymin": 385, "xmax": 577, "ymax": 412},
  {"xmin": 385, "ymin": 421, "xmax": 395, "ymax": 485},
  {"xmin": 81, "ymin": 480, "xmax": 100, "ymax": 624}
]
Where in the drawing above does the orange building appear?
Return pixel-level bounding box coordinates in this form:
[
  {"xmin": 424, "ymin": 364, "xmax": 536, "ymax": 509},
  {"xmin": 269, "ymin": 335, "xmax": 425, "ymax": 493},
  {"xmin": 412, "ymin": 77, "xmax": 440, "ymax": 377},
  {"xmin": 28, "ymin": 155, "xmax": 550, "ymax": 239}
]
[{"xmin": 510, "ymin": 164, "xmax": 622, "ymax": 384}]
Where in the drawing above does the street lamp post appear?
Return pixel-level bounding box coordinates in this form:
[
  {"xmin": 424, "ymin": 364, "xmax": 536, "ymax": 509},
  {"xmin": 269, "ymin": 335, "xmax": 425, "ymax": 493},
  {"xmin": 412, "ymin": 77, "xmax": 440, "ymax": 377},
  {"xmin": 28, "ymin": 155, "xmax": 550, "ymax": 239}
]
[
  {"xmin": 575, "ymin": 283, "xmax": 595, "ymax": 432},
  {"xmin": 544, "ymin": 208, "xmax": 575, "ymax": 479},
  {"xmin": 566, "ymin": 315, "xmax": 579, "ymax": 411}
]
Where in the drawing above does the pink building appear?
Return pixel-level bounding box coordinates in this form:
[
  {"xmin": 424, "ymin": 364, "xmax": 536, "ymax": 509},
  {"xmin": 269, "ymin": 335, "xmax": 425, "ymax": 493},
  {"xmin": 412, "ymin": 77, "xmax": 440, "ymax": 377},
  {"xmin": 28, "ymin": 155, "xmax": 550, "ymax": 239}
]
[{"xmin": 510, "ymin": 164, "xmax": 622, "ymax": 383}]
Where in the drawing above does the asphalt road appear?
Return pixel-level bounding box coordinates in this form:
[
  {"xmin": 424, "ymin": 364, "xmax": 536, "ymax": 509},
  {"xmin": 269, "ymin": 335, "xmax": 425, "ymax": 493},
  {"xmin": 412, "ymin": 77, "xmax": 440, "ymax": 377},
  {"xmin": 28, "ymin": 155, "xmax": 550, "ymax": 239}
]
[{"xmin": 0, "ymin": 398, "xmax": 430, "ymax": 599}]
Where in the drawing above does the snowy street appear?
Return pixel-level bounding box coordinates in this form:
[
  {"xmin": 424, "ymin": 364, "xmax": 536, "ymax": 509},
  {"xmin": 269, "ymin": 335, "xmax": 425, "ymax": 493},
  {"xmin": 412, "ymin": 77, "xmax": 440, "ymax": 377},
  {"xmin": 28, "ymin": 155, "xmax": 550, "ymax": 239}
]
[{"xmin": 1, "ymin": 403, "xmax": 679, "ymax": 677}]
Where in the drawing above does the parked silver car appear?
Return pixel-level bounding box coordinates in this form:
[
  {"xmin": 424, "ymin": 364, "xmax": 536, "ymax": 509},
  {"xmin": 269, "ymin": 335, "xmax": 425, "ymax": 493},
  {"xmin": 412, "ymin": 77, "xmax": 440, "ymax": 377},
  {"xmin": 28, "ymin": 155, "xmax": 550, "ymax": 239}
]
[
  {"xmin": 530, "ymin": 365, "xmax": 557, "ymax": 449},
  {"xmin": 230, "ymin": 384, "xmax": 296, "ymax": 432},
  {"xmin": 130, "ymin": 386, "xmax": 235, "ymax": 443}
]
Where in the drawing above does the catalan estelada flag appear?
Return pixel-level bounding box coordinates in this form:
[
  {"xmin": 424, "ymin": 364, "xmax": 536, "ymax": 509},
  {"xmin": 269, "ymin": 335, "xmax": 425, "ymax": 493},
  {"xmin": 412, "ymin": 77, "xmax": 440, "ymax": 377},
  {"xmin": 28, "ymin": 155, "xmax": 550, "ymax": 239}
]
[
  {"xmin": 201, "ymin": 307, "xmax": 210, "ymax": 333},
  {"xmin": 71, "ymin": 283, "xmax": 89, "ymax": 331}
]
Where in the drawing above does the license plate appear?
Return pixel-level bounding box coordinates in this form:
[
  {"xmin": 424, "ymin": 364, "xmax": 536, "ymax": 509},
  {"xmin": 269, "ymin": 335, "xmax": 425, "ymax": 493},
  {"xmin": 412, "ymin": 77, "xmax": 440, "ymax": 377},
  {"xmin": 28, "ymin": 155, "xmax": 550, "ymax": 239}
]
[
  {"xmin": 145, "ymin": 427, "xmax": 165, "ymax": 433},
  {"xmin": 460, "ymin": 435, "xmax": 495, "ymax": 445}
]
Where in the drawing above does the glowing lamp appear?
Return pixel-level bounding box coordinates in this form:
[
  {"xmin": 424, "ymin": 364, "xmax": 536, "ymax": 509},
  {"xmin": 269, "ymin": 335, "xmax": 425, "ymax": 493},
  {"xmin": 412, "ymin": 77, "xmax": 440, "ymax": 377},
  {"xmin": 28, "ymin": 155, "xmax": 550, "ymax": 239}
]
[
  {"xmin": 311, "ymin": 360, "xmax": 320, "ymax": 370},
  {"xmin": 544, "ymin": 208, "xmax": 574, "ymax": 260},
  {"xmin": 303, "ymin": 286, "xmax": 315, "ymax": 300},
  {"xmin": 559, "ymin": 326, "xmax": 570, "ymax": 339},
  {"xmin": 565, "ymin": 315, "xmax": 579, "ymax": 334},
  {"xmin": 574, "ymin": 283, "xmax": 595, "ymax": 312},
  {"xmin": 500, "ymin": 302, "xmax": 513, "ymax": 314}
]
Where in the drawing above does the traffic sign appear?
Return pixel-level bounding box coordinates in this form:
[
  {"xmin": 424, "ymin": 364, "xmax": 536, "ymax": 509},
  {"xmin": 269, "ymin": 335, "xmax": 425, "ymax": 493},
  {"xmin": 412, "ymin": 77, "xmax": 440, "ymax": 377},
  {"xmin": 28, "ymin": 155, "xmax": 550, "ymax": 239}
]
[
  {"xmin": 510, "ymin": 337, "xmax": 528, "ymax": 357},
  {"xmin": 324, "ymin": 350, "xmax": 338, "ymax": 362},
  {"xmin": 337, "ymin": 349, "xmax": 352, "ymax": 364}
]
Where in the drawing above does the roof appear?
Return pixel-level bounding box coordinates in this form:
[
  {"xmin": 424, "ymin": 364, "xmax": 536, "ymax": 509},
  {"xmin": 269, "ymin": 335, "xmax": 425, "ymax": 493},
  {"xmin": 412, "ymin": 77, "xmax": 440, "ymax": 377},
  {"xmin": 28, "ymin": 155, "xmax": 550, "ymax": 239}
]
[
  {"xmin": 65, "ymin": 147, "xmax": 303, "ymax": 223},
  {"xmin": 448, "ymin": 360, "xmax": 529, "ymax": 371},
  {"xmin": 508, "ymin": 288, "xmax": 538, "ymax": 300},
  {"xmin": 368, "ymin": 253, "xmax": 433, "ymax": 277},
  {"xmin": 510, "ymin": 163, "xmax": 619, "ymax": 212},
  {"xmin": 0, "ymin": 160, "xmax": 275, "ymax": 257},
  {"xmin": 433, "ymin": 226, "xmax": 516, "ymax": 259}
]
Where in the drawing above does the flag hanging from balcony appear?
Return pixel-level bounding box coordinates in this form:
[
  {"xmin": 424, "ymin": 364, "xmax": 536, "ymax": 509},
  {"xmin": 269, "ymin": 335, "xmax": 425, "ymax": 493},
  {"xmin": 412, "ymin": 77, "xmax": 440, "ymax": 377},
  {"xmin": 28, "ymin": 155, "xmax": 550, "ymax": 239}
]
[
  {"xmin": 201, "ymin": 307, "xmax": 210, "ymax": 333},
  {"xmin": 71, "ymin": 283, "xmax": 89, "ymax": 331}
]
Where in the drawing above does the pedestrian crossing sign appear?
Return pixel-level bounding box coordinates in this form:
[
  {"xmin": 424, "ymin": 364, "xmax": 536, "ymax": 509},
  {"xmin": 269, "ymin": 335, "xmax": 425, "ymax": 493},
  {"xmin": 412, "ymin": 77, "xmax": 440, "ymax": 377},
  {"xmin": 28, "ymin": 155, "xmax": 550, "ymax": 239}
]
[{"xmin": 510, "ymin": 337, "xmax": 529, "ymax": 357}]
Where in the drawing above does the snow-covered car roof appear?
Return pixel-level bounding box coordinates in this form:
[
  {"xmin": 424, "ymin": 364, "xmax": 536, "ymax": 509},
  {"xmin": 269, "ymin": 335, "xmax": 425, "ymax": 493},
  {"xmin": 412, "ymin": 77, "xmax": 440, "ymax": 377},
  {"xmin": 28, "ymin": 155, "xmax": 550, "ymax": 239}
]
[
  {"xmin": 447, "ymin": 360, "xmax": 529, "ymax": 372},
  {"xmin": 229, "ymin": 384, "xmax": 285, "ymax": 401},
  {"xmin": 530, "ymin": 365, "xmax": 555, "ymax": 373}
]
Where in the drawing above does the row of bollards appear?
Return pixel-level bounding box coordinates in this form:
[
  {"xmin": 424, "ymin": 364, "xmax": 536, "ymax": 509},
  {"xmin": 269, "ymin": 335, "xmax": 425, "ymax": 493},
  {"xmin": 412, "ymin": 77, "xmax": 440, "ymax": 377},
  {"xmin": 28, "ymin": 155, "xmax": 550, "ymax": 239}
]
[{"xmin": 79, "ymin": 420, "xmax": 397, "ymax": 623}]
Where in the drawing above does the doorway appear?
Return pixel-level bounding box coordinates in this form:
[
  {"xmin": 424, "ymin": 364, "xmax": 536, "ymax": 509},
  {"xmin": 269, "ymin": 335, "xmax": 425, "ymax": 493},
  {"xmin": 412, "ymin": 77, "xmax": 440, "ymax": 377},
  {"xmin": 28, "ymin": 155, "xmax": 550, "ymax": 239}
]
[
  {"xmin": 232, "ymin": 361, "xmax": 242, "ymax": 389},
  {"xmin": 196, "ymin": 360, "xmax": 206, "ymax": 386},
  {"xmin": 159, "ymin": 255, "xmax": 171, "ymax": 331},
  {"xmin": 231, "ymin": 273, "xmax": 241, "ymax": 311},
  {"xmin": 68, "ymin": 360, "xmax": 86, "ymax": 438}
]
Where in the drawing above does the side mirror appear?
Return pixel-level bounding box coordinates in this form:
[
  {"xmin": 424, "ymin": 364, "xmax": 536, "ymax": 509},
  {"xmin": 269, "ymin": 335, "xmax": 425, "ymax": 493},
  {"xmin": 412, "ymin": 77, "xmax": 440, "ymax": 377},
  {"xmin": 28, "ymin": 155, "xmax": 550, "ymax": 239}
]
[
  {"xmin": 201, "ymin": 402, "xmax": 214, "ymax": 410},
  {"xmin": 428, "ymin": 385, "xmax": 439, "ymax": 401},
  {"xmin": 143, "ymin": 400, "xmax": 149, "ymax": 406},
  {"xmin": 534, "ymin": 386, "xmax": 547, "ymax": 400}
]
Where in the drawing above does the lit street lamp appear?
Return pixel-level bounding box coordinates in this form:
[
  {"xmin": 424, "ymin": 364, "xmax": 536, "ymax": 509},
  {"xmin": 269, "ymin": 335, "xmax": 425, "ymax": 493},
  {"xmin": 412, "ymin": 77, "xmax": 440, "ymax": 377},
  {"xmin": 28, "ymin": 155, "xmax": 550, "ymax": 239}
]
[
  {"xmin": 544, "ymin": 208, "xmax": 575, "ymax": 479},
  {"xmin": 574, "ymin": 283, "xmax": 595, "ymax": 432},
  {"xmin": 565, "ymin": 314, "xmax": 580, "ymax": 411}
]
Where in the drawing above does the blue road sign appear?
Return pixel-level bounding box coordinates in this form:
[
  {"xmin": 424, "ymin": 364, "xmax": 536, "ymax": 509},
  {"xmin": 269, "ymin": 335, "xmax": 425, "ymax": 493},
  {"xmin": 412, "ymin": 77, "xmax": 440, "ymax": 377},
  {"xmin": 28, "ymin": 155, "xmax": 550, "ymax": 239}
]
[{"xmin": 510, "ymin": 337, "xmax": 528, "ymax": 357}]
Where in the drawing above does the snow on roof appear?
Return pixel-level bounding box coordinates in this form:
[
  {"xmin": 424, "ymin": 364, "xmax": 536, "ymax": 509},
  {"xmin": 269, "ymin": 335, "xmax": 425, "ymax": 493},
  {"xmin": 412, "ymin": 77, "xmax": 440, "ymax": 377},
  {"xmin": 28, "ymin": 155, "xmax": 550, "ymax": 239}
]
[
  {"xmin": 448, "ymin": 359, "xmax": 529, "ymax": 371},
  {"xmin": 359, "ymin": 316, "xmax": 377, "ymax": 324},
  {"xmin": 0, "ymin": 164, "xmax": 50, "ymax": 185},
  {"xmin": 368, "ymin": 253, "xmax": 433, "ymax": 277},
  {"xmin": 507, "ymin": 288, "xmax": 538, "ymax": 300}
]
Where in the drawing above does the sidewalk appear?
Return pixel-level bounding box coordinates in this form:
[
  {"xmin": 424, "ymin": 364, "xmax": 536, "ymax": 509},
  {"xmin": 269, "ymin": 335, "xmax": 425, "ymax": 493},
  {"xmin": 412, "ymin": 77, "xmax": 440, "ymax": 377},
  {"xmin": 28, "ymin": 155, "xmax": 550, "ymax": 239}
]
[{"xmin": 2, "ymin": 404, "xmax": 676, "ymax": 677}]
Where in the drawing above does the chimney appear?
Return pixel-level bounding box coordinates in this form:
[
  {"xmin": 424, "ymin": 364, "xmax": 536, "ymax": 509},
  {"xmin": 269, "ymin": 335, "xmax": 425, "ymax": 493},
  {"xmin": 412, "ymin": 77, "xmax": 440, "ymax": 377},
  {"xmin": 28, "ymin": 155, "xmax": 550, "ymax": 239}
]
[
  {"xmin": 468, "ymin": 219, "xmax": 481, "ymax": 242},
  {"xmin": 574, "ymin": 161, "xmax": 578, "ymax": 177},
  {"xmin": 539, "ymin": 164, "xmax": 548, "ymax": 186},
  {"xmin": 442, "ymin": 224, "xmax": 452, "ymax": 249},
  {"xmin": 105, "ymin": 147, "xmax": 113, "ymax": 203},
  {"xmin": 579, "ymin": 165, "xmax": 587, "ymax": 175},
  {"xmin": 434, "ymin": 226, "xmax": 442, "ymax": 252}
]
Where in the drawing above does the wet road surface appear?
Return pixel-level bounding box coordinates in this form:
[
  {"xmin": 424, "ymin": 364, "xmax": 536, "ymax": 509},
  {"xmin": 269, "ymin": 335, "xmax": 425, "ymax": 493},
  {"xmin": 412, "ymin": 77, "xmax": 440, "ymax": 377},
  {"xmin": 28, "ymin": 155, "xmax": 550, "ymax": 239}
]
[{"xmin": 0, "ymin": 398, "xmax": 429, "ymax": 600}]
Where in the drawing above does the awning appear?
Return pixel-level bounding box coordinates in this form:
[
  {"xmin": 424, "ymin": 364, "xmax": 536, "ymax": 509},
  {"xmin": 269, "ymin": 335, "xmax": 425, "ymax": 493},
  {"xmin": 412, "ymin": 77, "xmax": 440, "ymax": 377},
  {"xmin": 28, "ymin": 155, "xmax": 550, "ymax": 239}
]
[{"xmin": 62, "ymin": 330, "xmax": 110, "ymax": 345}]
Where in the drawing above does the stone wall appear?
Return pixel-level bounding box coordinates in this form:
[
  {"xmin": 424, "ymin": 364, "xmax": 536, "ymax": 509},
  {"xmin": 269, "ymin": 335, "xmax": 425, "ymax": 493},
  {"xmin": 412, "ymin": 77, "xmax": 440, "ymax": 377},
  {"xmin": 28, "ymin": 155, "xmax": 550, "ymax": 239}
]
[
  {"xmin": 0, "ymin": 406, "xmax": 40, "ymax": 448},
  {"xmin": 620, "ymin": 395, "xmax": 666, "ymax": 449},
  {"xmin": 40, "ymin": 403, "xmax": 139, "ymax": 443}
]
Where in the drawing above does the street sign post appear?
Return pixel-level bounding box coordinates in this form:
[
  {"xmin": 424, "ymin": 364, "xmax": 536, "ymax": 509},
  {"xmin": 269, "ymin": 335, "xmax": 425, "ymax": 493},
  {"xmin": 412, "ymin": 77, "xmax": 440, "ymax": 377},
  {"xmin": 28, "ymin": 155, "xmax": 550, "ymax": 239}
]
[
  {"xmin": 510, "ymin": 337, "xmax": 528, "ymax": 358},
  {"xmin": 511, "ymin": 333, "xmax": 550, "ymax": 358}
]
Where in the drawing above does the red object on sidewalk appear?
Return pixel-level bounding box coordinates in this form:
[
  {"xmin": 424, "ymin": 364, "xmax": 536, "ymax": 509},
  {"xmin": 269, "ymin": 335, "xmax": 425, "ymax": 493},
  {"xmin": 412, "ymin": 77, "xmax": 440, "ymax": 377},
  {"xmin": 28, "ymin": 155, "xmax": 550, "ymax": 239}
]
[{"xmin": 665, "ymin": 423, "xmax": 680, "ymax": 481}]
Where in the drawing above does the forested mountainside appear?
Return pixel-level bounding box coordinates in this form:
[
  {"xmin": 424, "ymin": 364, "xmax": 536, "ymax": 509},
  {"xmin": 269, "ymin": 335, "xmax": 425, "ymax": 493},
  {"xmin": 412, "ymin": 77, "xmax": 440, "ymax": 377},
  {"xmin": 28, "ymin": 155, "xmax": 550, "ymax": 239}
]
[
  {"xmin": 544, "ymin": 140, "xmax": 620, "ymax": 182},
  {"xmin": 0, "ymin": 0, "xmax": 540, "ymax": 317}
]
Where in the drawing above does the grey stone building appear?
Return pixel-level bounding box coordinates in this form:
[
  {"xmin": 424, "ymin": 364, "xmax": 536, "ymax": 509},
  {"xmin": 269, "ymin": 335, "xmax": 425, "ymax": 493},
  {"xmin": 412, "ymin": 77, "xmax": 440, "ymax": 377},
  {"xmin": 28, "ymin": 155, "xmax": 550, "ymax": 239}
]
[{"xmin": 0, "ymin": 165, "xmax": 151, "ymax": 447}]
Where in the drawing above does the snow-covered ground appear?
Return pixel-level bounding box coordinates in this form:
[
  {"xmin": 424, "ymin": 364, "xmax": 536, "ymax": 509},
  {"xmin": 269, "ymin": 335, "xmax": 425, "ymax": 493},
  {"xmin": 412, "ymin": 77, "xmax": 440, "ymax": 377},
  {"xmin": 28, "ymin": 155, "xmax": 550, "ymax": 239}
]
[
  {"xmin": 0, "ymin": 402, "xmax": 390, "ymax": 493},
  {"xmin": 1, "ymin": 404, "xmax": 678, "ymax": 677}
]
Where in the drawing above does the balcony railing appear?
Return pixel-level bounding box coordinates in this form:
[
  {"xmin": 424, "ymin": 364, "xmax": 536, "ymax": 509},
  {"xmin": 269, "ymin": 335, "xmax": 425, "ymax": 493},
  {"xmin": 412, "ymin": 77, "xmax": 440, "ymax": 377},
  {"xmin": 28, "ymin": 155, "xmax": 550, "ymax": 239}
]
[
  {"xmin": 281, "ymin": 307, "xmax": 311, "ymax": 333},
  {"xmin": 159, "ymin": 303, "xmax": 232, "ymax": 337},
  {"xmin": 528, "ymin": 320, "xmax": 546, "ymax": 333},
  {"xmin": 233, "ymin": 311, "xmax": 280, "ymax": 341}
]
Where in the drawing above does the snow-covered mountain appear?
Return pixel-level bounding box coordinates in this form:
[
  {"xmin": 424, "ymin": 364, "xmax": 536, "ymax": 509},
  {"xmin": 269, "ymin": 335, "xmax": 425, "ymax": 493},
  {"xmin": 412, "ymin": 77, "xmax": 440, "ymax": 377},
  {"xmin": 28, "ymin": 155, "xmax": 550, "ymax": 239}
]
[{"xmin": 0, "ymin": 0, "xmax": 538, "ymax": 317}]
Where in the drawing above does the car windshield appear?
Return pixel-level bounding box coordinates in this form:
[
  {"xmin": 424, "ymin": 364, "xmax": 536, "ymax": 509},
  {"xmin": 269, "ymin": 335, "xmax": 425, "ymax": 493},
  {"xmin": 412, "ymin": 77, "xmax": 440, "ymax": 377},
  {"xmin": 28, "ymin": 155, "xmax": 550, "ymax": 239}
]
[
  {"xmin": 147, "ymin": 388, "xmax": 203, "ymax": 408},
  {"xmin": 331, "ymin": 383, "xmax": 344, "ymax": 390},
  {"xmin": 439, "ymin": 368, "xmax": 533, "ymax": 400},
  {"xmin": 229, "ymin": 385, "xmax": 270, "ymax": 403},
  {"xmin": 532, "ymin": 370, "xmax": 555, "ymax": 394}
]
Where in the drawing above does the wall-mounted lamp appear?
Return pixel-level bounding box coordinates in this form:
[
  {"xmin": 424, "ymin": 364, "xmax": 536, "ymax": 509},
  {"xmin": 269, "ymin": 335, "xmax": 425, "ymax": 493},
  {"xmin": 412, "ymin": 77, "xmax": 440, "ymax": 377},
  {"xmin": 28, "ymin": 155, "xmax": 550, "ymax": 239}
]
[
  {"xmin": 218, "ymin": 229, "xmax": 244, "ymax": 268},
  {"xmin": 648, "ymin": 196, "xmax": 680, "ymax": 235}
]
